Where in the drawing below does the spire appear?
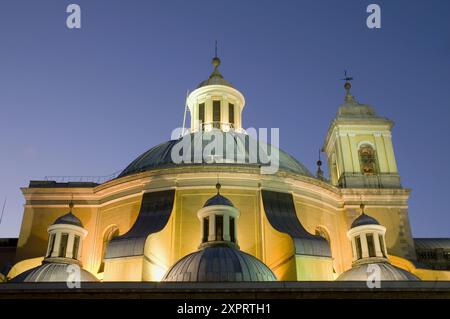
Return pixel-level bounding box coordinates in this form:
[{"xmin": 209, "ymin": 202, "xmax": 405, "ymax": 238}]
[
  {"xmin": 316, "ymin": 150, "xmax": 324, "ymax": 180},
  {"xmin": 359, "ymin": 202, "xmax": 365, "ymax": 215}
]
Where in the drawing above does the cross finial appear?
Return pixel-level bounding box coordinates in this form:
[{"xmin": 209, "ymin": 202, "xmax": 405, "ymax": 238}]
[{"xmin": 341, "ymin": 70, "xmax": 354, "ymax": 94}]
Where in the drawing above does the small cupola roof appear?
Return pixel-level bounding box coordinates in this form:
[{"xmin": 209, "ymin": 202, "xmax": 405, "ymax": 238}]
[
  {"xmin": 52, "ymin": 201, "xmax": 83, "ymax": 228},
  {"xmin": 203, "ymin": 183, "xmax": 234, "ymax": 208},
  {"xmin": 337, "ymin": 75, "xmax": 378, "ymax": 118},
  {"xmin": 351, "ymin": 203, "xmax": 380, "ymax": 228},
  {"xmin": 197, "ymin": 49, "xmax": 233, "ymax": 88}
]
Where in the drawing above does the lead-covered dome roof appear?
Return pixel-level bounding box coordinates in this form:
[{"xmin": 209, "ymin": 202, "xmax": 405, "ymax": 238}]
[
  {"xmin": 337, "ymin": 262, "xmax": 419, "ymax": 281},
  {"xmin": 118, "ymin": 132, "xmax": 313, "ymax": 178},
  {"xmin": 52, "ymin": 212, "xmax": 83, "ymax": 228},
  {"xmin": 162, "ymin": 244, "xmax": 277, "ymax": 282},
  {"xmin": 203, "ymin": 194, "xmax": 234, "ymax": 208},
  {"xmin": 12, "ymin": 262, "xmax": 98, "ymax": 282},
  {"xmin": 351, "ymin": 213, "xmax": 380, "ymax": 228},
  {"xmin": 197, "ymin": 57, "xmax": 233, "ymax": 89}
]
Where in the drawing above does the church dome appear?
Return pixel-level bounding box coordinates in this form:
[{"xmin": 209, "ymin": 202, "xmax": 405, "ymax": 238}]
[
  {"xmin": 162, "ymin": 244, "xmax": 277, "ymax": 282},
  {"xmin": 337, "ymin": 262, "xmax": 419, "ymax": 281},
  {"xmin": 351, "ymin": 213, "xmax": 380, "ymax": 228},
  {"xmin": 118, "ymin": 132, "xmax": 313, "ymax": 178},
  {"xmin": 52, "ymin": 212, "xmax": 83, "ymax": 228},
  {"xmin": 11, "ymin": 262, "xmax": 98, "ymax": 283}
]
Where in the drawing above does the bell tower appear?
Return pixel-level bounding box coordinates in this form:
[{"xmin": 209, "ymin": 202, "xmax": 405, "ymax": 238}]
[{"xmin": 322, "ymin": 79, "xmax": 401, "ymax": 188}]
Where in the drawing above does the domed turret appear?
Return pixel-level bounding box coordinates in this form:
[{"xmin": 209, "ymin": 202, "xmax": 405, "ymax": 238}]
[
  {"xmin": 187, "ymin": 51, "xmax": 246, "ymax": 134},
  {"xmin": 162, "ymin": 183, "xmax": 277, "ymax": 282},
  {"xmin": 337, "ymin": 203, "xmax": 419, "ymax": 281},
  {"xmin": 12, "ymin": 201, "xmax": 97, "ymax": 282}
]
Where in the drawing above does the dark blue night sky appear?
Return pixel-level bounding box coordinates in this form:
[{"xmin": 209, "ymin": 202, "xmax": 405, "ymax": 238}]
[{"xmin": 0, "ymin": 0, "xmax": 449, "ymax": 237}]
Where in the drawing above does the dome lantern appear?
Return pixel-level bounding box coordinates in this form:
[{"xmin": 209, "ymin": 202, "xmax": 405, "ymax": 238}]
[
  {"xmin": 197, "ymin": 183, "xmax": 239, "ymax": 247},
  {"xmin": 186, "ymin": 51, "xmax": 246, "ymax": 134},
  {"xmin": 162, "ymin": 183, "xmax": 277, "ymax": 282},
  {"xmin": 11, "ymin": 200, "xmax": 98, "ymax": 283},
  {"xmin": 347, "ymin": 203, "xmax": 388, "ymax": 264},
  {"xmin": 45, "ymin": 200, "xmax": 88, "ymax": 263},
  {"xmin": 337, "ymin": 203, "xmax": 419, "ymax": 281}
]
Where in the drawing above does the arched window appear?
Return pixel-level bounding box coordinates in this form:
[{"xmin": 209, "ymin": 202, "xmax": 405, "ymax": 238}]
[
  {"xmin": 98, "ymin": 225, "xmax": 119, "ymax": 273},
  {"xmin": 359, "ymin": 144, "xmax": 378, "ymax": 175}
]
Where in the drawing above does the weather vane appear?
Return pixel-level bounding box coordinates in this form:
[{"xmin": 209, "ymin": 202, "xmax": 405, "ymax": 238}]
[
  {"xmin": 341, "ymin": 70, "xmax": 353, "ymax": 94},
  {"xmin": 341, "ymin": 70, "xmax": 353, "ymax": 82}
]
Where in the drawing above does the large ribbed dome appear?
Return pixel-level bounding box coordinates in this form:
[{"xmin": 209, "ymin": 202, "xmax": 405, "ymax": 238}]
[
  {"xmin": 12, "ymin": 262, "xmax": 98, "ymax": 282},
  {"xmin": 337, "ymin": 262, "xmax": 419, "ymax": 281},
  {"xmin": 119, "ymin": 132, "xmax": 313, "ymax": 178},
  {"xmin": 162, "ymin": 244, "xmax": 277, "ymax": 282}
]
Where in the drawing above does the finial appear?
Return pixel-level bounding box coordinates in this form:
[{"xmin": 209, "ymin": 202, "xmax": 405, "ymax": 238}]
[
  {"xmin": 359, "ymin": 202, "xmax": 365, "ymax": 215},
  {"xmin": 341, "ymin": 70, "xmax": 354, "ymax": 97},
  {"xmin": 69, "ymin": 195, "xmax": 74, "ymax": 212},
  {"xmin": 212, "ymin": 41, "xmax": 221, "ymax": 69},
  {"xmin": 215, "ymin": 182, "xmax": 221, "ymax": 194},
  {"xmin": 316, "ymin": 150, "xmax": 324, "ymax": 180}
]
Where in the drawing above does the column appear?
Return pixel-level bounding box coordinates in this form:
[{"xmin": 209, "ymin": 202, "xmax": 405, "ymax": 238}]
[
  {"xmin": 374, "ymin": 133, "xmax": 388, "ymax": 173},
  {"xmin": 205, "ymin": 96, "xmax": 212, "ymax": 127},
  {"xmin": 382, "ymin": 133, "xmax": 398, "ymax": 173},
  {"xmin": 222, "ymin": 97, "xmax": 228, "ymax": 130},
  {"xmin": 223, "ymin": 215, "xmax": 230, "ymax": 241},
  {"xmin": 374, "ymin": 233, "xmax": 383, "ymax": 258},
  {"xmin": 348, "ymin": 133, "xmax": 360, "ymax": 173},
  {"xmin": 340, "ymin": 133, "xmax": 354, "ymax": 172},
  {"xmin": 66, "ymin": 233, "xmax": 75, "ymax": 258},
  {"xmin": 360, "ymin": 233, "xmax": 369, "ymax": 258},
  {"xmin": 351, "ymin": 237, "xmax": 358, "ymax": 262},
  {"xmin": 51, "ymin": 232, "xmax": 62, "ymax": 258},
  {"xmin": 208, "ymin": 214, "xmax": 216, "ymax": 241}
]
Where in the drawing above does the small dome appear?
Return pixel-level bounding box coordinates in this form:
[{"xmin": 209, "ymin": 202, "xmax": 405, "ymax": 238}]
[
  {"xmin": 197, "ymin": 57, "xmax": 233, "ymax": 89},
  {"xmin": 162, "ymin": 244, "xmax": 277, "ymax": 282},
  {"xmin": 351, "ymin": 213, "xmax": 380, "ymax": 228},
  {"xmin": 52, "ymin": 212, "xmax": 83, "ymax": 228},
  {"xmin": 337, "ymin": 262, "xmax": 419, "ymax": 281},
  {"xmin": 12, "ymin": 262, "xmax": 98, "ymax": 282},
  {"xmin": 203, "ymin": 193, "xmax": 234, "ymax": 208}
]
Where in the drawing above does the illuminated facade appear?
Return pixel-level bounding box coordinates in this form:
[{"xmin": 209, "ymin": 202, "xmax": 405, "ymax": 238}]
[{"xmin": 3, "ymin": 55, "xmax": 450, "ymax": 283}]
